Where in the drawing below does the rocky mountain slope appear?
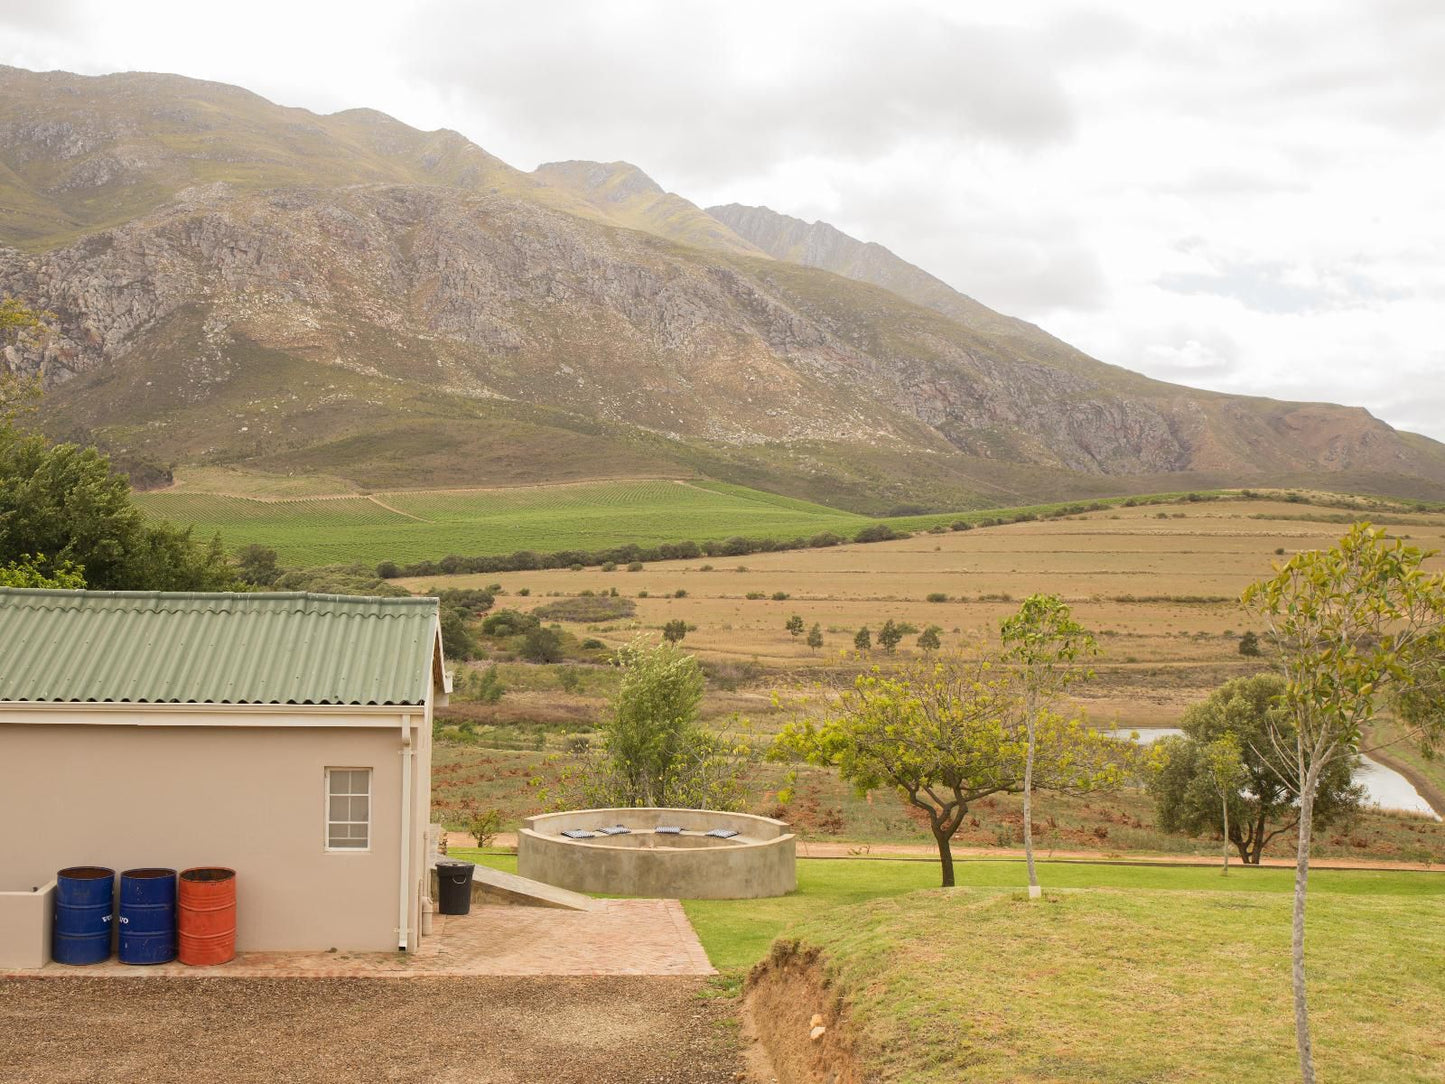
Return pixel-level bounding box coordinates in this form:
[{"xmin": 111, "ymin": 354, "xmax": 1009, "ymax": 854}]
[{"xmin": 2, "ymin": 65, "xmax": 1442, "ymax": 507}]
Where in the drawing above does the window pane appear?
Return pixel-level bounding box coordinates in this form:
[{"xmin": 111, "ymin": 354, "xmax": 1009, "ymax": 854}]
[
  {"xmin": 349, "ymin": 796, "xmax": 369, "ymax": 822},
  {"xmin": 329, "ymin": 796, "xmax": 349, "ymax": 820},
  {"xmin": 346, "ymin": 823, "xmax": 369, "ymax": 841}
]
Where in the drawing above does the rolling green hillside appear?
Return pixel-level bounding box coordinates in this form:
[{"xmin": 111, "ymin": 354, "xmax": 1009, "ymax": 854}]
[{"xmin": 136, "ymin": 479, "xmax": 878, "ymax": 566}]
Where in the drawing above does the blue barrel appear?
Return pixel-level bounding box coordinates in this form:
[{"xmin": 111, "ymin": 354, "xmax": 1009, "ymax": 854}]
[
  {"xmin": 53, "ymin": 866, "xmax": 115, "ymax": 965},
  {"xmin": 119, "ymin": 868, "xmax": 177, "ymax": 965}
]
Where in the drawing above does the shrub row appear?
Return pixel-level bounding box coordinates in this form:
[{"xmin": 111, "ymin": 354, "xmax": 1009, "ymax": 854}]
[{"xmin": 376, "ymin": 525, "xmax": 909, "ymax": 579}]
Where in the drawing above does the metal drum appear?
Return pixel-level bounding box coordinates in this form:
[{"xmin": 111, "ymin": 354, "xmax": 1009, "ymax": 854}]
[
  {"xmin": 119, "ymin": 868, "xmax": 177, "ymax": 965},
  {"xmin": 53, "ymin": 866, "xmax": 115, "ymax": 965}
]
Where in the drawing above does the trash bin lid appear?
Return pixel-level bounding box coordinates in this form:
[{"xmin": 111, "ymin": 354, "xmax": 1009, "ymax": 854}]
[{"xmin": 435, "ymin": 860, "xmax": 475, "ymax": 871}]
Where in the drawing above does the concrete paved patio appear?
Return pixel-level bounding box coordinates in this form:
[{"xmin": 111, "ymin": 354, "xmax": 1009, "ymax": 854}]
[{"xmin": 3, "ymin": 898, "xmax": 714, "ymax": 979}]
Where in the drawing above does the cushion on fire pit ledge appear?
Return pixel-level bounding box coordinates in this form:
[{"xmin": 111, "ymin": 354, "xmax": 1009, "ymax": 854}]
[
  {"xmin": 561, "ymin": 829, "xmax": 597, "ymax": 839},
  {"xmin": 705, "ymin": 828, "xmax": 740, "ymax": 839},
  {"xmin": 598, "ymin": 826, "xmax": 631, "ymax": 836},
  {"xmin": 654, "ymin": 826, "xmax": 684, "ymax": 835}
]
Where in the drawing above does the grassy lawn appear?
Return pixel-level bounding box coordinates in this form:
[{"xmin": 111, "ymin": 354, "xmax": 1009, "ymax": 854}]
[
  {"xmin": 452, "ymin": 850, "xmax": 1443, "ymax": 971},
  {"xmin": 451, "ymin": 852, "xmax": 1443, "ymax": 1079},
  {"xmin": 783, "ymin": 885, "xmax": 1445, "ymax": 1082}
]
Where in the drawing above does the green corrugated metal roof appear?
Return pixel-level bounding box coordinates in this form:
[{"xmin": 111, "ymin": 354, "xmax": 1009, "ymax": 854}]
[{"xmin": 0, "ymin": 589, "xmax": 441, "ymax": 706}]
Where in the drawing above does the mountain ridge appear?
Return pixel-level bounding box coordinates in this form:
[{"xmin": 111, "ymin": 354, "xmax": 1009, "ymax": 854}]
[{"xmin": 1, "ymin": 65, "xmax": 1442, "ymax": 509}]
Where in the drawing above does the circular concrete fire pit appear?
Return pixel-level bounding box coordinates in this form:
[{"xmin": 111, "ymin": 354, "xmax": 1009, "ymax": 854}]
[{"xmin": 518, "ymin": 808, "xmax": 796, "ymax": 899}]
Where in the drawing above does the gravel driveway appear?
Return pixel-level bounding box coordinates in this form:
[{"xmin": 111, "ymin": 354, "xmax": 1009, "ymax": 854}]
[{"xmin": 0, "ymin": 976, "xmax": 743, "ymax": 1083}]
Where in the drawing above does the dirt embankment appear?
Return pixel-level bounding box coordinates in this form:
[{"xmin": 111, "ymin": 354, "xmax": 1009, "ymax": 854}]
[{"xmin": 743, "ymin": 940, "xmax": 871, "ymax": 1084}]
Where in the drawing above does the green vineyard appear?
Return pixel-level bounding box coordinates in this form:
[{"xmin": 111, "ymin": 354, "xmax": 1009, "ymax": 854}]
[{"xmin": 136, "ymin": 479, "xmax": 878, "ymax": 567}]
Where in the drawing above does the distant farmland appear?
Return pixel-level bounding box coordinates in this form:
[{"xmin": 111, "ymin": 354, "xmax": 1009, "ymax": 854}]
[{"xmin": 136, "ymin": 479, "xmax": 883, "ymax": 566}]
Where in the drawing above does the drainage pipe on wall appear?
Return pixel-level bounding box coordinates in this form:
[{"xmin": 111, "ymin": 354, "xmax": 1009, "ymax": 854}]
[{"xmin": 398, "ymin": 714, "xmax": 413, "ymax": 952}]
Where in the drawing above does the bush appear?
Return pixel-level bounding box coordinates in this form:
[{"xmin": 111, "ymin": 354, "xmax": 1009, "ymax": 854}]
[
  {"xmin": 531, "ymin": 595, "xmax": 636, "ymax": 623},
  {"xmin": 854, "ymin": 524, "xmax": 900, "ymax": 544},
  {"xmin": 771, "ymin": 591, "xmax": 790, "ymax": 601},
  {"xmin": 601, "ymin": 562, "xmax": 617, "ymax": 572},
  {"xmin": 674, "ymin": 588, "xmax": 688, "ymax": 598},
  {"xmin": 481, "ymin": 609, "xmax": 539, "ymax": 637},
  {"xmin": 517, "ymin": 587, "xmax": 531, "ymax": 596},
  {"xmin": 376, "ymin": 561, "xmax": 401, "ymax": 579},
  {"xmin": 662, "ymin": 618, "xmax": 688, "ymax": 643},
  {"xmin": 627, "ymin": 562, "xmax": 644, "ymax": 572},
  {"xmin": 950, "ymin": 521, "xmax": 973, "ymax": 531},
  {"xmin": 926, "ymin": 592, "xmax": 949, "ymax": 603},
  {"xmin": 521, "ymin": 625, "xmax": 564, "ymax": 663},
  {"xmin": 1238, "ymin": 631, "xmax": 1262, "ymax": 657}
]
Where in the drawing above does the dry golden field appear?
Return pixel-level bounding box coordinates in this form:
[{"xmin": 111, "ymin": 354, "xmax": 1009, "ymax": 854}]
[{"xmin": 405, "ymin": 499, "xmax": 1445, "ymax": 730}]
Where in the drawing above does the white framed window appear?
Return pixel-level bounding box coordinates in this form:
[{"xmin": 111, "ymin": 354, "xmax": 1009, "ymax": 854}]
[{"xmin": 325, "ymin": 768, "xmax": 371, "ymax": 851}]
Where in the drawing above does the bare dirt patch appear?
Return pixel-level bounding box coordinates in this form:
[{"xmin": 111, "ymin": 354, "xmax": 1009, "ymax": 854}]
[
  {"xmin": 743, "ymin": 941, "xmax": 865, "ymax": 1084},
  {"xmin": 0, "ymin": 976, "xmax": 742, "ymax": 1084}
]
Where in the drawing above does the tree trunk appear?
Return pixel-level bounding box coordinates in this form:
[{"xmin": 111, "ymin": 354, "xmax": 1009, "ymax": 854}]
[
  {"xmin": 1023, "ymin": 709, "xmax": 1039, "ymax": 897},
  {"xmin": 1248, "ymin": 813, "xmax": 1267, "ymax": 865},
  {"xmin": 933, "ymin": 822, "xmax": 956, "ymax": 888},
  {"xmin": 1221, "ymin": 794, "xmax": 1230, "ymax": 876},
  {"xmin": 1293, "ymin": 772, "xmax": 1319, "ymax": 1084}
]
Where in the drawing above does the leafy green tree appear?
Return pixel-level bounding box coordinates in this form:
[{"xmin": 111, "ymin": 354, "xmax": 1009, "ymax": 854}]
[
  {"xmin": 570, "ymin": 638, "xmax": 755, "ymax": 810},
  {"xmin": 1148, "ymin": 675, "xmax": 1360, "ymax": 865},
  {"xmin": 785, "ymin": 614, "xmax": 805, "ymax": 638},
  {"xmin": 877, "ymin": 618, "xmax": 904, "ymax": 654},
  {"xmin": 1238, "ymin": 630, "xmax": 1261, "ymax": 656},
  {"xmin": 853, "ymin": 626, "xmax": 871, "ymax": 653},
  {"xmin": 806, "ymin": 623, "xmax": 823, "ymax": 653},
  {"xmin": 235, "ymin": 544, "xmax": 280, "ymax": 587},
  {"xmin": 661, "ymin": 618, "xmax": 688, "ymax": 643},
  {"xmin": 918, "ymin": 625, "xmax": 942, "ymax": 652},
  {"xmin": 999, "ymin": 594, "xmax": 1098, "ymax": 897},
  {"xmin": 773, "ymin": 653, "xmax": 1128, "ymax": 887},
  {"xmin": 1243, "ymin": 524, "xmax": 1445, "ymax": 1084},
  {"xmin": 0, "ymin": 434, "xmax": 235, "ymax": 591},
  {"xmin": 0, "ymin": 554, "xmax": 85, "ymax": 589}
]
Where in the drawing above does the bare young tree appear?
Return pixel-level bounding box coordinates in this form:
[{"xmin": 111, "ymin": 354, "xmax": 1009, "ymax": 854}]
[
  {"xmin": 1000, "ymin": 595, "xmax": 1098, "ymax": 898},
  {"xmin": 1243, "ymin": 524, "xmax": 1445, "ymax": 1084}
]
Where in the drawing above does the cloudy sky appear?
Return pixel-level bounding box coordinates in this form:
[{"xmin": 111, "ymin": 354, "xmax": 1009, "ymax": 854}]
[{"xmin": 4, "ymin": 0, "xmax": 1443, "ymax": 438}]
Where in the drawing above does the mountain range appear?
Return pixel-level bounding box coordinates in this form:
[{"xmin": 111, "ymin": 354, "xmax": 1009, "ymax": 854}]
[{"xmin": 2, "ymin": 64, "xmax": 1442, "ymax": 510}]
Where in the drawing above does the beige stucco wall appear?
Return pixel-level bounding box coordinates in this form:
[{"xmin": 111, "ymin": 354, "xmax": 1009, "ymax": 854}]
[
  {"xmin": 0, "ymin": 882, "xmax": 54, "ymax": 968},
  {"xmin": 0, "ymin": 706, "xmax": 434, "ymax": 954}
]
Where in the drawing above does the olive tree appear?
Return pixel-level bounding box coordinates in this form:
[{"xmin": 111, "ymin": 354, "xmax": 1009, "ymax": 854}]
[
  {"xmin": 1148, "ymin": 675, "xmax": 1361, "ymax": 866},
  {"xmin": 773, "ymin": 652, "xmax": 1128, "ymax": 888},
  {"xmin": 999, "ymin": 595, "xmax": 1098, "ymax": 897},
  {"xmin": 1242, "ymin": 524, "xmax": 1445, "ymax": 1084}
]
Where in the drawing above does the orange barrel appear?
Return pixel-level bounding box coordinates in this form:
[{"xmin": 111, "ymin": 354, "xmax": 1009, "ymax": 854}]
[{"xmin": 177, "ymin": 867, "xmax": 236, "ymax": 965}]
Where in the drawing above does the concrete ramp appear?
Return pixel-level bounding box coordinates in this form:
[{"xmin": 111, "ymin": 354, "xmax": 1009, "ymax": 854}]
[{"xmin": 466, "ymin": 864, "xmax": 602, "ymax": 912}]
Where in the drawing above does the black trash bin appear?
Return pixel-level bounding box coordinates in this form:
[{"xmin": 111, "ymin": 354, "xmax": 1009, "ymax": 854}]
[{"xmin": 435, "ymin": 860, "xmax": 475, "ymax": 916}]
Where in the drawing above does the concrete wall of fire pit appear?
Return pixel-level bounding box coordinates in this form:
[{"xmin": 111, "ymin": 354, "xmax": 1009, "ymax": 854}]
[{"xmin": 518, "ymin": 808, "xmax": 796, "ymax": 899}]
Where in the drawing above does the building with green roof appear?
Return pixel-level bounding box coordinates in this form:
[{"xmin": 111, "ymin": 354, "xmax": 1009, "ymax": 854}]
[{"xmin": 0, "ymin": 589, "xmax": 448, "ymax": 966}]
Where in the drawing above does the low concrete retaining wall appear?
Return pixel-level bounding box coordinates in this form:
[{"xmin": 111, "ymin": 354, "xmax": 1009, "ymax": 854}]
[
  {"xmin": 519, "ymin": 808, "xmax": 796, "ymax": 899},
  {"xmin": 0, "ymin": 881, "xmax": 55, "ymax": 969}
]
